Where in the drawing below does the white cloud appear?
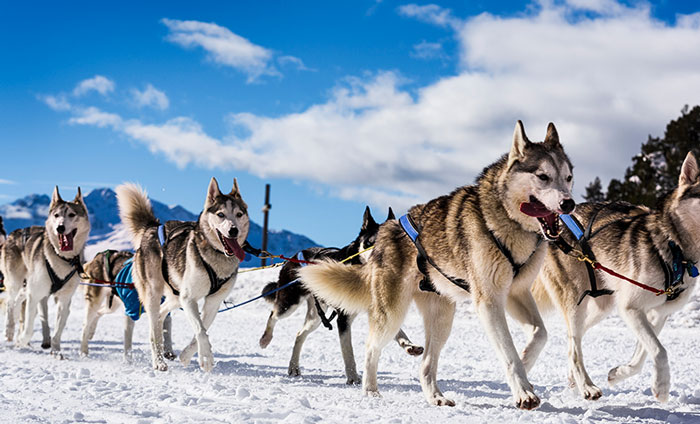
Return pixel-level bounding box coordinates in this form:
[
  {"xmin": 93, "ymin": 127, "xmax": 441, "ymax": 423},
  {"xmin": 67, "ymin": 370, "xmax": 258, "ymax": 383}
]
[
  {"xmin": 278, "ymin": 55, "xmax": 315, "ymax": 72},
  {"xmin": 51, "ymin": 1, "xmax": 700, "ymax": 212},
  {"xmin": 68, "ymin": 107, "xmax": 122, "ymax": 128},
  {"xmin": 410, "ymin": 40, "xmax": 446, "ymax": 60},
  {"xmin": 73, "ymin": 75, "xmax": 115, "ymax": 97},
  {"xmin": 40, "ymin": 94, "xmax": 72, "ymax": 111},
  {"xmin": 131, "ymin": 84, "xmax": 170, "ymax": 110},
  {"xmin": 161, "ymin": 18, "xmax": 280, "ymax": 82},
  {"xmin": 398, "ymin": 4, "xmax": 461, "ymax": 29},
  {"xmin": 0, "ymin": 179, "xmax": 16, "ymax": 185}
]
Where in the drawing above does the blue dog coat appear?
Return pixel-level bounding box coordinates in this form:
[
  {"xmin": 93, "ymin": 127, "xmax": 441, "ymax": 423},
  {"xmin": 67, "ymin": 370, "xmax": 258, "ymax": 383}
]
[{"xmin": 114, "ymin": 258, "xmax": 143, "ymax": 321}]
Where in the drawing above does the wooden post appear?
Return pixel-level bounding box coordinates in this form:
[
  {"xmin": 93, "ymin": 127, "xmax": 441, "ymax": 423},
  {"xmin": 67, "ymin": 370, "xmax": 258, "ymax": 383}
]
[{"xmin": 261, "ymin": 184, "xmax": 271, "ymax": 267}]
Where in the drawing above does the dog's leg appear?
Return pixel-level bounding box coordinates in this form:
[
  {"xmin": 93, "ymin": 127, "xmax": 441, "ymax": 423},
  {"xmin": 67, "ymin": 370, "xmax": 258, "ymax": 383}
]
[
  {"xmin": 259, "ymin": 311, "xmax": 278, "ymax": 349},
  {"xmin": 414, "ymin": 291, "xmax": 456, "ymax": 406},
  {"xmin": 145, "ymin": 287, "xmax": 168, "ymax": 371},
  {"xmin": 122, "ymin": 315, "xmax": 136, "ymax": 361},
  {"xmin": 608, "ymin": 311, "xmax": 667, "ymax": 386},
  {"xmin": 288, "ymin": 296, "xmax": 322, "ymax": 377},
  {"xmin": 81, "ymin": 296, "xmax": 102, "ymax": 357},
  {"xmin": 179, "ymin": 296, "xmax": 214, "ymax": 372},
  {"xmin": 39, "ymin": 297, "xmax": 51, "ymax": 349},
  {"xmin": 506, "ymin": 288, "xmax": 547, "ymax": 373},
  {"xmin": 163, "ymin": 314, "xmax": 175, "ymax": 360},
  {"xmin": 337, "ymin": 312, "xmax": 360, "ymax": 385},
  {"xmin": 16, "ymin": 289, "xmax": 41, "ymax": 348},
  {"xmin": 50, "ymin": 291, "xmax": 74, "ymax": 359},
  {"xmin": 564, "ymin": 307, "xmax": 602, "ymax": 400},
  {"xmin": 394, "ymin": 328, "xmax": 424, "ymax": 356},
  {"xmin": 4, "ymin": 289, "xmax": 17, "ymax": 341},
  {"xmin": 617, "ymin": 307, "xmax": 670, "ymax": 402},
  {"xmin": 179, "ymin": 288, "xmax": 229, "ymax": 367},
  {"xmin": 475, "ymin": 297, "xmax": 540, "ymax": 410}
]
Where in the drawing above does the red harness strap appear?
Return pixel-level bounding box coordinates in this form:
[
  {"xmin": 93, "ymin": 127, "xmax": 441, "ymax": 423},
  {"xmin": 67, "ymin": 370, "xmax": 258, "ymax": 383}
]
[{"xmin": 591, "ymin": 261, "xmax": 665, "ymax": 296}]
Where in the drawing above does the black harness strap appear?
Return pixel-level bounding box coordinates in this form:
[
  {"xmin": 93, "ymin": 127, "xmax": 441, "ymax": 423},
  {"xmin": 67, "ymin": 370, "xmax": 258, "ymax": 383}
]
[
  {"xmin": 46, "ymin": 255, "xmax": 82, "ymax": 295},
  {"xmin": 488, "ymin": 231, "xmax": 543, "ymax": 278},
  {"xmin": 313, "ymin": 295, "xmax": 338, "ymax": 330},
  {"xmin": 195, "ymin": 246, "xmax": 237, "ymax": 296},
  {"xmin": 399, "ymin": 214, "xmax": 470, "ymax": 293},
  {"xmin": 294, "ymin": 249, "xmax": 338, "ymax": 330}
]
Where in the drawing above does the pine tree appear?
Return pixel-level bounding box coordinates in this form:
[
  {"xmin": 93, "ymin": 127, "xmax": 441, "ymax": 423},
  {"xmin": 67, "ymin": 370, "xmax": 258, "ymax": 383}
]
[{"xmin": 582, "ymin": 177, "xmax": 605, "ymax": 202}]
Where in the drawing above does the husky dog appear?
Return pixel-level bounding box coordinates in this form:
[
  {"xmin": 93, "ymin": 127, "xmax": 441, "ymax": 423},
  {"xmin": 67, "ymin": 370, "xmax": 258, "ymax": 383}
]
[
  {"xmin": 532, "ymin": 152, "xmax": 700, "ymax": 402},
  {"xmin": 117, "ymin": 178, "xmax": 249, "ymax": 371},
  {"xmin": 300, "ymin": 121, "xmax": 575, "ymax": 408},
  {"xmin": 0, "ymin": 216, "xmax": 6, "ymax": 246},
  {"xmin": 80, "ymin": 250, "xmax": 174, "ymax": 359},
  {"xmin": 259, "ymin": 207, "xmax": 423, "ymax": 384},
  {"xmin": 0, "ymin": 187, "xmax": 90, "ymax": 357}
]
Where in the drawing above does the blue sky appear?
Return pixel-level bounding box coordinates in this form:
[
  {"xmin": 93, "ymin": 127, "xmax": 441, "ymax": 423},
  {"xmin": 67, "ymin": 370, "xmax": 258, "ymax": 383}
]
[{"xmin": 2, "ymin": 0, "xmax": 700, "ymax": 247}]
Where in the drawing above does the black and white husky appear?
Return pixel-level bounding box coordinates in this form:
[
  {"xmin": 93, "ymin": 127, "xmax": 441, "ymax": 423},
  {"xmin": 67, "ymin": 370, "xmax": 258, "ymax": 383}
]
[
  {"xmin": 116, "ymin": 178, "xmax": 249, "ymax": 371},
  {"xmin": 0, "ymin": 187, "xmax": 90, "ymax": 357},
  {"xmin": 259, "ymin": 207, "xmax": 423, "ymax": 384}
]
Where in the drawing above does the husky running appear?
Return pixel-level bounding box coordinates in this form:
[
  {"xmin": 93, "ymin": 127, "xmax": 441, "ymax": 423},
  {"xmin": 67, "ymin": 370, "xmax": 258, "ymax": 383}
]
[
  {"xmin": 300, "ymin": 121, "xmax": 575, "ymax": 409},
  {"xmin": 532, "ymin": 151, "xmax": 700, "ymax": 402}
]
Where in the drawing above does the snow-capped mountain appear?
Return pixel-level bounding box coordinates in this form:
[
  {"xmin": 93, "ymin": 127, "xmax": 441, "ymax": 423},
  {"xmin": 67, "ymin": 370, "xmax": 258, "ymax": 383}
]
[{"xmin": 0, "ymin": 188, "xmax": 317, "ymax": 265}]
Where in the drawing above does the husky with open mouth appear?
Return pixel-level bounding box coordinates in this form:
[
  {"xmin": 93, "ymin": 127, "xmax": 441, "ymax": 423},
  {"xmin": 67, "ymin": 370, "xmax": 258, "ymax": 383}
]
[
  {"xmin": 0, "ymin": 187, "xmax": 90, "ymax": 357},
  {"xmin": 300, "ymin": 121, "xmax": 575, "ymax": 409},
  {"xmin": 116, "ymin": 178, "xmax": 249, "ymax": 371}
]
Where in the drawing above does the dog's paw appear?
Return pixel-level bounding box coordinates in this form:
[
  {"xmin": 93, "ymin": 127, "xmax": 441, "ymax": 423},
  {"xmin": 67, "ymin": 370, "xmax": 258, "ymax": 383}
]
[
  {"xmin": 363, "ymin": 388, "xmax": 382, "ymax": 398},
  {"xmin": 582, "ymin": 384, "xmax": 603, "ymax": 400},
  {"xmin": 288, "ymin": 366, "xmax": 301, "ymax": 377},
  {"xmin": 259, "ymin": 333, "xmax": 272, "ymax": 349},
  {"xmin": 199, "ymin": 355, "xmax": 214, "ymax": 373},
  {"xmin": 429, "ymin": 395, "xmax": 455, "ymax": 407},
  {"xmin": 345, "ymin": 374, "xmax": 361, "ymax": 385},
  {"xmin": 123, "ymin": 351, "xmax": 133, "ymax": 363},
  {"xmin": 163, "ymin": 351, "xmax": 176, "ymax": 361},
  {"xmin": 652, "ymin": 379, "xmax": 670, "ymax": 403},
  {"xmin": 405, "ymin": 344, "xmax": 424, "ymax": 356},
  {"xmin": 515, "ymin": 391, "xmax": 540, "ymax": 410},
  {"xmin": 51, "ymin": 350, "xmax": 65, "ymax": 360},
  {"xmin": 79, "ymin": 350, "xmax": 89, "ymax": 358},
  {"xmin": 41, "ymin": 341, "xmax": 51, "ymax": 350},
  {"xmin": 153, "ymin": 359, "xmax": 168, "ymax": 372}
]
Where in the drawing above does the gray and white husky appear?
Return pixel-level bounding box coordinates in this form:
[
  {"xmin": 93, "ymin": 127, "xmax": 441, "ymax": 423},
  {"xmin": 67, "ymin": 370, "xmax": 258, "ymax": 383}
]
[
  {"xmin": 79, "ymin": 249, "xmax": 174, "ymax": 360},
  {"xmin": 300, "ymin": 121, "xmax": 575, "ymax": 409},
  {"xmin": 532, "ymin": 152, "xmax": 700, "ymax": 402},
  {"xmin": 0, "ymin": 187, "xmax": 90, "ymax": 357},
  {"xmin": 116, "ymin": 178, "xmax": 249, "ymax": 371},
  {"xmin": 259, "ymin": 207, "xmax": 423, "ymax": 384}
]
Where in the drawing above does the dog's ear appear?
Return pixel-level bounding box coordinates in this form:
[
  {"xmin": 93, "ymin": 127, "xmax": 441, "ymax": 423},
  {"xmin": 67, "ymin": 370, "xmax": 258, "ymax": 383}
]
[
  {"xmin": 362, "ymin": 206, "xmax": 377, "ymax": 231},
  {"xmin": 508, "ymin": 120, "xmax": 532, "ymax": 167},
  {"xmin": 205, "ymin": 177, "xmax": 222, "ymax": 209},
  {"xmin": 50, "ymin": 186, "xmax": 63, "ymax": 207},
  {"xmin": 543, "ymin": 122, "xmax": 560, "ymax": 148},
  {"xmin": 386, "ymin": 207, "xmax": 395, "ymax": 221},
  {"xmin": 679, "ymin": 152, "xmax": 699, "ymax": 187},
  {"xmin": 73, "ymin": 187, "xmax": 84, "ymax": 204},
  {"xmin": 230, "ymin": 178, "xmax": 242, "ymax": 199}
]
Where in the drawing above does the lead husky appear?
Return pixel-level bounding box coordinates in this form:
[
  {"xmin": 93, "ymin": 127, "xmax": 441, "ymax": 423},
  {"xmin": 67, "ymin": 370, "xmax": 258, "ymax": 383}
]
[
  {"xmin": 259, "ymin": 207, "xmax": 423, "ymax": 384},
  {"xmin": 117, "ymin": 178, "xmax": 249, "ymax": 371},
  {"xmin": 532, "ymin": 152, "xmax": 700, "ymax": 402},
  {"xmin": 79, "ymin": 249, "xmax": 174, "ymax": 359},
  {"xmin": 300, "ymin": 121, "xmax": 575, "ymax": 409},
  {"xmin": 0, "ymin": 187, "xmax": 90, "ymax": 357}
]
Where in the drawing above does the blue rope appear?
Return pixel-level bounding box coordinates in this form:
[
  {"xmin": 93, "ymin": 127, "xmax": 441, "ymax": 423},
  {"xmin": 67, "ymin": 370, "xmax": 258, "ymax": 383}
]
[{"xmin": 218, "ymin": 278, "xmax": 300, "ymax": 313}]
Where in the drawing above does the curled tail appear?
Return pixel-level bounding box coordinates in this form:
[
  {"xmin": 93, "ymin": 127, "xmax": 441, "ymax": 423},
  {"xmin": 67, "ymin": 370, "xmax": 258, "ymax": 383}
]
[
  {"xmin": 115, "ymin": 183, "xmax": 159, "ymax": 249},
  {"xmin": 298, "ymin": 259, "xmax": 370, "ymax": 315}
]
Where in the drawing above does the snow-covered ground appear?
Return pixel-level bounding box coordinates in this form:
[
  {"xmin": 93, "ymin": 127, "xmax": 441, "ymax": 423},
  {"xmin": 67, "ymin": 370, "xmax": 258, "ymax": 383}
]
[{"xmin": 1, "ymin": 267, "xmax": 699, "ymax": 423}]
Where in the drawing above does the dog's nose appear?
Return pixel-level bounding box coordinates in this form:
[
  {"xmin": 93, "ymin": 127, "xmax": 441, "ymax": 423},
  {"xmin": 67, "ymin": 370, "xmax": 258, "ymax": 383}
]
[
  {"xmin": 57, "ymin": 224, "xmax": 65, "ymax": 234},
  {"xmin": 228, "ymin": 227, "xmax": 239, "ymax": 238},
  {"xmin": 560, "ymin": 198, "xmax": 576, "ymax": 214}
]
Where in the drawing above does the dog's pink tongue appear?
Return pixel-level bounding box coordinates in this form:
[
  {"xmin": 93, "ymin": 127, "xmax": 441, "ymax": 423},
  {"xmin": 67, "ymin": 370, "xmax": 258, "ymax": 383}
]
[
  {"xmin": 225, "ymin": 237, "xmax": 246, "ymax": 262},
  {"xmin": 520, "ymin": 202, "xmax": 552, "ymax": 218},
  {"xmin": 59, "ymin": 232, "xmax": 74, "ymax": 251}
]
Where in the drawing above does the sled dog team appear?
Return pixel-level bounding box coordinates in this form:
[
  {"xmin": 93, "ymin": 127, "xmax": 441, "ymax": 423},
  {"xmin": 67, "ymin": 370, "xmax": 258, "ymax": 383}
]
[{"xmin": 0, "ymin": 121, "xmax": 698, "ymax": 410}]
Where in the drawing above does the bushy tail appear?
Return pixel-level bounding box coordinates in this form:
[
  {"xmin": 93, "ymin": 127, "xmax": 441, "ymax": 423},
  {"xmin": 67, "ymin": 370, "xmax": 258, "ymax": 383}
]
[
  {"xmin": 531, "ymin": 275, "xmax": 554, "ymax": 313},
  {"xmin": 297, "ymin": 259, "xmax": 371, "ymax": 315},
  {"xmin": 261, "ymin": 282, "xmax": 278, "ymax": 303},
  {"xmin": 115, "ymin": 183, "xmax": 159, "ymax": 249}
]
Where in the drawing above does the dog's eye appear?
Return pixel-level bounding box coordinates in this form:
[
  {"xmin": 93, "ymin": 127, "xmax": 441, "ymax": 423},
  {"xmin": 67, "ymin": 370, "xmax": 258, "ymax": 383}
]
[
  {"xmin": 217, "ymin": 212, "xmax": 225, "ymax": 218},
  {"xmin": 537, "ymin": 174, "xmax": 550, "ymax": 182},
  {"xmin": 54, "ymin": 214, "xmax": 59, "ymax": 218},
  {"xmin": 566, "ymin": 175, "xmax": 573, "ymax": 183},
  {"xmin": 68, "ymin": 213, "xmax": 76, "ymax": 218},
  {"xmin": 236, "ymin": 212, "xmax": 244, "ymax": 218}
]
